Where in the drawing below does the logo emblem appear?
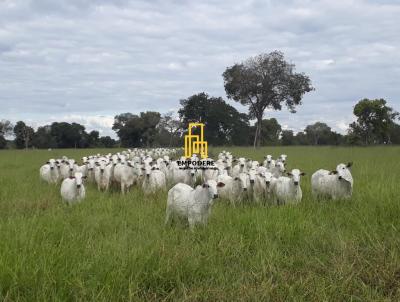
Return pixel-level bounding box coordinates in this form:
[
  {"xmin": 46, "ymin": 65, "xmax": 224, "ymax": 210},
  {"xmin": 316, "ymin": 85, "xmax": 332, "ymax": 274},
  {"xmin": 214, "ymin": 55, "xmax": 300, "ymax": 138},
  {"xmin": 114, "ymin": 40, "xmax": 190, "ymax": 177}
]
[{"xmin": 184, "ymin": 123, "xmax": 208, "ymax": 159}]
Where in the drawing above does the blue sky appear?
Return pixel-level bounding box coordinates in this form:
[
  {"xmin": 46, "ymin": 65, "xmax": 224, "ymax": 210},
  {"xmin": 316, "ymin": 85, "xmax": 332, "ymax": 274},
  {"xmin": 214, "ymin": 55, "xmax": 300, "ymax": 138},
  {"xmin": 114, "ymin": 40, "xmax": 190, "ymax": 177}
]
[{"xmin": 1, "ymin": 0, "xmax": 399, "ymax": 138}]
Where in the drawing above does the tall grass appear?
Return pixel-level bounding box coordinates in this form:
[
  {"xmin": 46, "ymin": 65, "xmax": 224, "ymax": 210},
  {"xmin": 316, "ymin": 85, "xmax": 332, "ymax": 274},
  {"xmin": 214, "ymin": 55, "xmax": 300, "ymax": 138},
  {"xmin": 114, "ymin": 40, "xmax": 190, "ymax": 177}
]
[{"xmin": 0, "ymin": 147, "xmax": 399, "ymax": 301}]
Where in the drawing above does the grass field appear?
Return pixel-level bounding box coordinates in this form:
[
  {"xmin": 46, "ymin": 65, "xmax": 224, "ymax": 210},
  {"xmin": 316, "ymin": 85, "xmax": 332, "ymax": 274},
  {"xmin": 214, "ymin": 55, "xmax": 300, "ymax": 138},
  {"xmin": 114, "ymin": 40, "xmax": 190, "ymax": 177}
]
[{"xmin": 0, "ymin": 146, "xmax": 399, "ymax": 301}]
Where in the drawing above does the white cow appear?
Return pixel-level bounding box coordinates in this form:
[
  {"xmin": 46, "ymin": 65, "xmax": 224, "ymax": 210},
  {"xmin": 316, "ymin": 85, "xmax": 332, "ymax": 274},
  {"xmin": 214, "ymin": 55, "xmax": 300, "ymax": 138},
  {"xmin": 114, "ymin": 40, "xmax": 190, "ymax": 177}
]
[
  {"xmin": 273, "ymin": 169, "xmax": 305, "ymax": 204},
  {"xmin": 142, "ymin": 164, "xmax": 167, "ymax": 194},
  {"xmin": 263, "ymin": 155, "xmax": 273, "ymax": 168},
  {"xmin": 311, "ymin": 162, "xmax": 353, "ymax": 200},
  {"xmin": 270, "ymin": 161, "xmax": 286, "ymax": 178},
  {"xmin": 278, "ymin": 154, "xmax": 288, "ymax": 163},
  {"xmin": 60, "ymin": 172, "xmax": 86, "ymax": 204},
  {"xmin": 217, "ymin": 172, "xmax": 249, "ymax": 204},
  {"xmin": 60, "ymin": 159, "xmax": 78, "ymax": 179},
  {"xmin": 165, "ymin": 179, "xmax": 224, "ymax": 229},
  {"xmin": 94, "ymin": 161, "xmax": 112, "ymax": 191},
  {"xmin": 232, "ymin": 157, "xmax": 247, "ymax": 177},
  {"xmin": 273, "ymin": 169, "xmax": 305, "ymax": 205},
  {"xmin": 39, "ymin": 159, "xmax": 60, "ymax": 184},
  {"xmin": 114, "ymin": 162, "xmax": 142, "ymax": 194}
]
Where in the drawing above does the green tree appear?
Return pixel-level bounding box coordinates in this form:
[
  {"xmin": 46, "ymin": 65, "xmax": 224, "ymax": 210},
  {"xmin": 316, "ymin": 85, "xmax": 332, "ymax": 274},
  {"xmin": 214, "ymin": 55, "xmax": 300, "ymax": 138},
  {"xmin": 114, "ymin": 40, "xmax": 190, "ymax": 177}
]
[
  {"xmin": 389, "ymin": 123, "xmax": 400, "ymax": 144},
  {"xmin": 113, "ymin": 112, "xmax": 161, "ymax": 147},
  {"xmin": 260, "ymin": 118, "xmax": 281, "ymax": 145},
  {"xmin": 0, "ymin": 119, "xmax": 13, "ymax": 149},
  {"xmin": 13, "ymin": 121, "xmax": 35, "ymax": 149},
  {"xmin": 281, "ymin": 130, "xmax": 295, "ymax": 145},
  {"xmin": 178, "ymin": 93, "xmax": 250, "ymax": 146},
  {"xmin": 88, "ymin": 130, "xmax": 100, "ymax": 147},
  {"xmin": 50, "ymin": 122, "xmax": 87, "ymax": 148},
  {"xmin": 0, "ymin": 136, "xmax": 6, "ymax": 149},
  {"xmin": 304, "ymin": 122, "xmax": 333, "ymax": 145},
  {"xmin": 0, "ymin": 119, "xmax": 13, "ymax": 137},
  {"xmin": 157, "ymin": 113, "xmax": 183, "ymax": 147},
  {"xmin": 33, "ymin": 125, "xmax": 57, "ymax": 149},
  {"xmin": 223, "ymin": 51, "xmax": 313, "ymax": 148},
  {"xmin": 349, "ymin": 98, "xmax": 399, "ymax": 144},
  {"xmin": 295, "ymin": 132, "xmax": 308, "ymax": 145},
  {"xmin": 98, "ymin": 136, "xmax": 117, "ymax": 148}
]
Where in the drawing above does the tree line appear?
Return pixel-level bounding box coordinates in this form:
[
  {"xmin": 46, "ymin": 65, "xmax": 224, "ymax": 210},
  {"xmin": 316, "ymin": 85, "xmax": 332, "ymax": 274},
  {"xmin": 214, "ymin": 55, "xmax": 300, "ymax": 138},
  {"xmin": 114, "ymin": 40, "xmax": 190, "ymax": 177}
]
[
  {"xmin": 1, "ymin": 95, "xmax": 399, "ymax": 149},
  {"xmin": 0, "ymin": 51, "xmax": 399, "ymax": 149},
  {"xmin": 0, "ymin": 121, "xmax": 117, "ymax": 149}
]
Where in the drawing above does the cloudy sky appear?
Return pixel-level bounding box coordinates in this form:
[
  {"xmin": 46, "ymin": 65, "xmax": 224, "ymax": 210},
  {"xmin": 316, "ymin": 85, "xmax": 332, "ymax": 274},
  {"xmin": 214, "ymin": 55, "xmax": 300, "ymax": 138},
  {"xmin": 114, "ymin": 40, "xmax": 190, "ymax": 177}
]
[{"xmin": 1, "ymin": 0, "xmax": 399, "ymax": 138}]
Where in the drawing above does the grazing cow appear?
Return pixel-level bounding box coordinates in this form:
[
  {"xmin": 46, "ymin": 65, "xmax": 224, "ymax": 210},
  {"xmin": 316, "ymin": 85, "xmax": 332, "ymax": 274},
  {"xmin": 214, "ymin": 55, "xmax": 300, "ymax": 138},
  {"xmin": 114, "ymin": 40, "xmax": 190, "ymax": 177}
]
[
  {"xmin": 165, "ymin": 180, "xmax": 224, "ymax": 229},
  {"xmin": 311, "ymin": 162, "xmax": 353, "ymax": 200},
  {"xmin": 60, "ymin": 172, "xmax": 86, "ymax": 204},
  {"xmin": 273, "ymin": 169, "xmax": 305, "ymax": 205},
  {"xmin": 39, "ymin": 159, "xmax": 60, "ymax": 184}
]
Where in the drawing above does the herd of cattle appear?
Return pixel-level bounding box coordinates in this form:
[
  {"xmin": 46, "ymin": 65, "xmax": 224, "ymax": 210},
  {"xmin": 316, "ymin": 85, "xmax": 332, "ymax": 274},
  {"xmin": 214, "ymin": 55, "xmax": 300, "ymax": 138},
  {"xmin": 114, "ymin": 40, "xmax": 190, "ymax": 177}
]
[{"xmin": 39, "ymin": 148, "xmax": 354, "ymax": 229}]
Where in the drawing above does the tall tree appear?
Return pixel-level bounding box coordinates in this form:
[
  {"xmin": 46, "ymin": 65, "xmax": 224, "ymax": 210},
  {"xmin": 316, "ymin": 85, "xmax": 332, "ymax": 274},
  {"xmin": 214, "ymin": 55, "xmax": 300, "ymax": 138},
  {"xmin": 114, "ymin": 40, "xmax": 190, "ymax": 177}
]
[
  {"xmin": 13, "ymin": 121, "xmax": 34, "ymax": 149},
  {"xmin": 349, "ymin": 98, "xmax": 399, "ymax": 144},
  {"xmin": 113, "ymin": 112, "xmax": 161, "ymax": 147},
  {"xmin": 223, "ymin": 51, "xmax": 313, "ymax": 147},
  {"xmin": 178, "ymin": 93, "xmax": 250, "ymax": 146},
  {"xmin": 157, "ymin": 112, "xmax": 183, "ymax": 147},
  {"xmin": 304, "ymin": 122, "xmax": 333, "ymax": 145},
  {"xmin": 98, "ymin": 136, "xmax": 117, "ymax": 148},
  {"xmin": 87, "ymin": 130, "xmax": 100, "ymax": 147},
  {"xmin": 0, "ymin": 119, "xmax": 13, "ymax": 149},
  {"xmin": 281, "ymin": 130, "xmax": 295, "ymax": 145},
  {"xmin": 33, "ymin": 125, "xmax": 57, "ymax": 149},
  {"xmin": 50, "ymin": 122, "xmax": 86, "ymax": 148},
  {"xmin": 260, "ymin": 118, "xmax": 282, "ymax": 145},
  {"xmin": 0, "ymin": 119, "xmax": 13, "ymax": 137}
]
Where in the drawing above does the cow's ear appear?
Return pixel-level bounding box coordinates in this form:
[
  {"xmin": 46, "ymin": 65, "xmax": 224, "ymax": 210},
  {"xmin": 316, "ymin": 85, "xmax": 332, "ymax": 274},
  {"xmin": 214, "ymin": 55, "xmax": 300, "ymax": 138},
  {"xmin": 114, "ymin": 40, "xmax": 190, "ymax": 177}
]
[
  {"xmin": 217, "ymin": 182, "xmax": 225, "ymax": 187},
  {"xmin": 300, "ymin": 172, "xmax": 306, "ymax": 176},
  {"xmin": 202, "ymin": 183, "xmax": 209, "ymax": 188},
  {"xmin": 69, "ymin": 176, "xmax": 75, "ymax": 179},
  {"xmin": 82, "ymin": 176, "xmax": 87, "ymax": 179},
  {"xmin": 346, "ymin": 162, "xmax": 353, "ymax": 168},
  {"xmin": 329, "ymin": 170, "xmax": 338, "ymax": 175},
  {"xmin": 234, "ymin": 177, "xmax": 239, "ymax": 181},
  {"xmin": 286, "ymin": 172, "xmax": 293, "ymax": 176},
  {"xmin": 46, "ymin": 161, "xmax": 50, "ymax": 164}
]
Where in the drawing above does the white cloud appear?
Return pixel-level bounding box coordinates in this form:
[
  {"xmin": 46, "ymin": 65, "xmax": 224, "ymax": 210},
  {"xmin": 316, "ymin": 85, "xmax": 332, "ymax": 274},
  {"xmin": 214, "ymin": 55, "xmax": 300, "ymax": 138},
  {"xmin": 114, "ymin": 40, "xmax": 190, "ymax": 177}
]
[{"xmin": 0, "ymin": 0, "xmax": 399, "ymax": 138}]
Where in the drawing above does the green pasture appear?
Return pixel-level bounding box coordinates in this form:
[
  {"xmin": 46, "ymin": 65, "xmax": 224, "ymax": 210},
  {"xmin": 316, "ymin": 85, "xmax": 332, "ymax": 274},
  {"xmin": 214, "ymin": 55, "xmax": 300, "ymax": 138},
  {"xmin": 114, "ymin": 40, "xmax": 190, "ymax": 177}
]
[{"xmin": 0, "ymin": 147, "xmax": 399, "ymax": 301}]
